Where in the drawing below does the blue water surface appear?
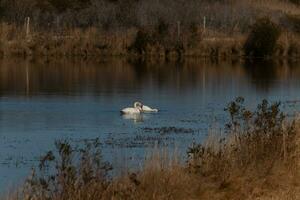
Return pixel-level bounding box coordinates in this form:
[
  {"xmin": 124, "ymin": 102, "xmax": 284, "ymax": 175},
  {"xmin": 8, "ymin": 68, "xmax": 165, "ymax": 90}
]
[{"xmin": 0, "ymin": 58, "xmax": 300, "ymax": 191}]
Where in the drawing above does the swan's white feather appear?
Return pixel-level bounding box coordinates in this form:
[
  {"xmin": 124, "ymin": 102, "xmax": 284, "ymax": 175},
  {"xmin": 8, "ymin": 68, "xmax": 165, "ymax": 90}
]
[
  {"xmin": 121, "ymin": 107, "xmax": 141, "ymax": 114},
  {"xmin": 142, "ymin": 105, "xmax": 158, "ymax": 112}
]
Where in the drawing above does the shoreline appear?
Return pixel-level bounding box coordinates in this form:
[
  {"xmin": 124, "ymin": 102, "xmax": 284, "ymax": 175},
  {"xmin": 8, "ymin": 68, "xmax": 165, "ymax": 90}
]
[{"xmin": 0, "ymin": 24, "xmax": 300, "ymax": 60}]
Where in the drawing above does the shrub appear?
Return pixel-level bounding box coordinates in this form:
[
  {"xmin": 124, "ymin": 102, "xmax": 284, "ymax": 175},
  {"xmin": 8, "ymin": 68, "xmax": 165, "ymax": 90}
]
[
  {"xmin": 187, "ymin": 22, "xmax": 201, "ymax": 48},
  {"xmin": 129, "ymin": 29, "xmax": 153, "ymax": 54},
  {"xmin": 289, "ymin": 0, "xmax": 300, "ymax": 5},
  {"xmin": 288, "ymin": 42, "xmax": 300, "ymax": 57},
  {"xmin": 244, "ymin": 18, "xmax": 281, "ymax": 57},
  {"xmin": 156, "ymin": 18, "xmax": 169, "ymax": 38},
  {"xmin": 286, "ymin": 14, "xmax": 300, "ymax": 34},
  {"xmin": 23, "ymin": 139, "xmax": 112, "ymax": 200},
  {"xmin": 188, "ymin": 97, "xmax": 296, "ymax": 177}
]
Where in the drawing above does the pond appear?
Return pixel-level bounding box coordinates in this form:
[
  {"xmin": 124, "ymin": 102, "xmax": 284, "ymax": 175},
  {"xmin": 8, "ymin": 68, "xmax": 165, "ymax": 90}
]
[{"xmin": 0, "ymin": 58, "xmax": 300, "ymax": 191}]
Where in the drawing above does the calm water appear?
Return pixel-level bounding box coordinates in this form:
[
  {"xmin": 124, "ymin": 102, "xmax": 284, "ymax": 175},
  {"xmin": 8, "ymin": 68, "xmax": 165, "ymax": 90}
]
[{"xmin": 1, "ymin": 58, "xmax": 300, "ymax": 190}]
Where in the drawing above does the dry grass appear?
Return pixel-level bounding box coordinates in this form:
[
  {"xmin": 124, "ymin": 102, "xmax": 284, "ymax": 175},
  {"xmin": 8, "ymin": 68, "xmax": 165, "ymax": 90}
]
[
  {"xmin": 276, "ymin": 32, "xmax": 300, "ymax": 58},
  {"xmin": 101, "ymin": 150, "xmax": 199, "ymax": 200},
  {"xmin": 0, "ymin": 23, "xmax": 241, "ymax": 58},
  {"xmin": 0, "ymin": 23, "xmax": 137, "ymax": 57},
  {"xmin": 251, "ymin": 0, "xmax": 300, "ymax": 16},
  {"xmin": 0, "ymin": 26, "xmax": 298, "ymax": 59},
  {"xmin": 0, "ymin": 24, "xmax": 260, "ymax": 59}
]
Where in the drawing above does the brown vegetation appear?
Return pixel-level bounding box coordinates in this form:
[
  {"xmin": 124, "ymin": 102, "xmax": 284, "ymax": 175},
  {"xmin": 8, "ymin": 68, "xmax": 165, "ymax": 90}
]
[
  {"xmin": 0, "ymin": 1, "xmax": 299, "ymax": 58},
  {"xmin": 5, "ymin": 98, "xmax": 300, "ymax": 200},
  {"xmin": 1, "ymin": 22, "xmax": 300, "ymax": 59}
]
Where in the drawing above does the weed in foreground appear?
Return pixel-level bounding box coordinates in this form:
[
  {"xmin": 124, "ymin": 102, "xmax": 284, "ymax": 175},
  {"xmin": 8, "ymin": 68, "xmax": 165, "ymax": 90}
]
[
  {"xmin": 23, "ymin": 139, "xmax": 112, "ymax": 200},
  {"xmin": 188, "ymin": 97, "xmax": 296, "ymax": 179}
]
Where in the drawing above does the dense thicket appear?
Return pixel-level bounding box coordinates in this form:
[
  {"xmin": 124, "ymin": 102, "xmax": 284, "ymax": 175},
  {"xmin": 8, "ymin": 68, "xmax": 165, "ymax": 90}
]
[
  {"xmin": 244, "ymin": 18, "xmax": 281, "ymax": 57},
  {"xmin": 289, "ymin": 0, "xmax": 300, "ymax": 5}
]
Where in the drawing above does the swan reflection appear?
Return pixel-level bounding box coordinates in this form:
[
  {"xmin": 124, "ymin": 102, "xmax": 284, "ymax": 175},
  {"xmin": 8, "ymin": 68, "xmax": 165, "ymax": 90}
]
[{"xmin": 122, "ymin": 113, "xmax": 153, "ymax": 123}]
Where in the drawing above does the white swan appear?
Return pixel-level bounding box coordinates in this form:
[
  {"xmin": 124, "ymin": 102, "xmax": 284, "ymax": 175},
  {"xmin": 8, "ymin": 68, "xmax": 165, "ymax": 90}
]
[
  {"xmin": 120, "ymin": 102, "xmax": 142, "ymax": 114},
  {"xmin": 136, "ymin": 101, "xmax": 159, "ymax": 112},
  {"xmin": 142, "ymin": 104, "xmax": 158, "ymax": 112}
]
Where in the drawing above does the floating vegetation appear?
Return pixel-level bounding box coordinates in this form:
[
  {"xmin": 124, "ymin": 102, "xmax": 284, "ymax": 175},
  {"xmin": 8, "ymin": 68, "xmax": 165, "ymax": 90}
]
[
  {"xmin": 142, "ymin": 127, "xmax": 195, "ymax": 135},
  {"xmin": 104, "ymin": 135, "xmax": 175, "ymax": 148}
]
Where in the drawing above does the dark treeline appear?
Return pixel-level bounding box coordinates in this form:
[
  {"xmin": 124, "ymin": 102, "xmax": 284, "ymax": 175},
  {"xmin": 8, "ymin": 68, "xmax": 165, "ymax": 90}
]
[
  {"xmin": 0, "ymin": 0, "xmax": 267, "ymax": 32},
  {"xmin": 0, "ymin": 0, "xmax": 299, "ymax": 58}
]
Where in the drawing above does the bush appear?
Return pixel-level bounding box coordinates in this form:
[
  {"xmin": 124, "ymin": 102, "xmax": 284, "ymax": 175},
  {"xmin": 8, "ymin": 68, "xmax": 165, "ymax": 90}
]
[
  {"xmin": 156, "ymin": 19, "xmax": 169, "ymax": 38},
  {"xmin": 289, "ymin": 0, "xmax": 300, "ymax": 5},
  {"xmin": 286, "ymin": 14, "xmax": 300, "ymax": 34},
  {"xmin": 244, "ymin": 18, "xmax": 281, "ymax": 57},
  {"xmin": 129, "ymin": 29, "xmax": 153, "ymax": 54},
  {"xmin": 288, "ymin": 42, "xmax": 300, "ymax": 57},
  {"xmin": 23, "ymin": 139, "xmax": 112, "ymax": 200},
  {"xmin": 188, "ymin": 97, "xmax": 296, "ymax": 177},
  {"xmin": 187, "ymin": 22, "xmax": 201, "ymax": 48}
]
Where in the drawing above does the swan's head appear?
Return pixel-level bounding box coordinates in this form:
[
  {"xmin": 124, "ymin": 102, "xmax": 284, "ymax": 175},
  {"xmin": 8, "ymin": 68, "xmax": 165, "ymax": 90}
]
[{"xmin": 134, "ymin": 101, "xmax": 143, "ymax": 109}]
